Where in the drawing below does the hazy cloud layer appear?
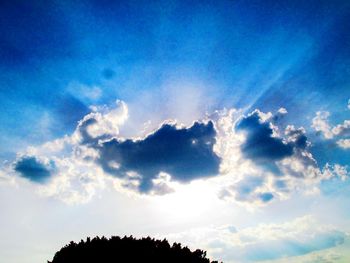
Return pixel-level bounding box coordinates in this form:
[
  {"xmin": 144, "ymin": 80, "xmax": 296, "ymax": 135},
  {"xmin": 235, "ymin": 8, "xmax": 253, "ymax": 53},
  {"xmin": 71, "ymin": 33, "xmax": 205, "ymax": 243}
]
[{"xmin": 164, "ymin": 216, "xmax": 347, "ymax": 263}]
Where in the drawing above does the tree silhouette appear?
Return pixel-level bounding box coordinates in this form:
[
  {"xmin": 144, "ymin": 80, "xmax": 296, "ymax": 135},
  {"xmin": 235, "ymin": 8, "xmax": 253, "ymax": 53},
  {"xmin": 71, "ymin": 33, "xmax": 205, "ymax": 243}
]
[{"xmin": 48, "ymin": 235, "xmax": 221, "ymax": 263}]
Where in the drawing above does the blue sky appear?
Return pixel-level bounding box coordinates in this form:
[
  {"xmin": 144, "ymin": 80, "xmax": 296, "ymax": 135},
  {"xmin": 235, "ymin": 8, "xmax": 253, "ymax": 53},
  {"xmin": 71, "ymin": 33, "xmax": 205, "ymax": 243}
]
[{"xmin": 1, "ymin": 1, "xmax": 350, "ymax": 262}]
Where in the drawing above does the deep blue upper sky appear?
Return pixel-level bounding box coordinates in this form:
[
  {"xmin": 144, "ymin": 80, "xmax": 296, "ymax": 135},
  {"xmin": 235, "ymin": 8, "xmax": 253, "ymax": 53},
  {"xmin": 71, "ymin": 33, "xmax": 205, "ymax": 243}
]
[{"xmin": 1, "ymin": 0, "xmax": 350, "ymax": 163}]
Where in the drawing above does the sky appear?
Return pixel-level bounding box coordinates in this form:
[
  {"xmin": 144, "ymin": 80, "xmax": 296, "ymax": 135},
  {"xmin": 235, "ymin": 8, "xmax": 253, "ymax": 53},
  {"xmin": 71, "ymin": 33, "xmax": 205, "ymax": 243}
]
[{"xmin": 0, "ymin": 0, "xmax": 350, "ymax": 262}]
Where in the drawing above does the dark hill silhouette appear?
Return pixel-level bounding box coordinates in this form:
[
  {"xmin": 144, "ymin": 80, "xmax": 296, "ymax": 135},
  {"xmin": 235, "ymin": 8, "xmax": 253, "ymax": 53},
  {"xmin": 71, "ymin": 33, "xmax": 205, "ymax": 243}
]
[{"xmin": 48, "ymin": 235, "xmax": 221, "ymax": 263}]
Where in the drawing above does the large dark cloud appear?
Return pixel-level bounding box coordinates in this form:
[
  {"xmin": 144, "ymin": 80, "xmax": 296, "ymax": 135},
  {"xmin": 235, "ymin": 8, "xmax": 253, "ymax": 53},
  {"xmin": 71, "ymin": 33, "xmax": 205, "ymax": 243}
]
[
  {"xmin": 236, "ymin": 111, "xmax": 294, "ymax": 162},
  {"xmin": 94, "ymin": 121, "xmax": 221, "ymax": 193},
  {"xmin": 14, "ymin": 156, "xmax": 53, "ymax": 183}
]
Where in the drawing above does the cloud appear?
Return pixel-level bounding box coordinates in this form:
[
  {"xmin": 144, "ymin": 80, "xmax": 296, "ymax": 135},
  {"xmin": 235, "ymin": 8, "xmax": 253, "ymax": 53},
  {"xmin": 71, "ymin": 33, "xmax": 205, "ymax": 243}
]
[
  {"xmin": 222, "ymin": 176, "xmax": 274, "ymax": 204},
  {"xmin": 163, "ymin": 216, "xmax": 347, "ymax": 263},
  {"xmin": 8, "ymin": 101, "xmax": 128, "ymax": 204},
  {"xmin": 9, "ymin": 100, "xmax": 221, "ymax": 201},
  {"xmin": 272, "ymin": 107, "xmax": 288, "ymax": 122},
  {"xmin": 12, "ymin": 154, "xmax": 104, "ymax": 204},
  {"xmin": 312, "ymin": 110, "xmax": 350, "ymax": 152},
  {"xmin": 332, "ymin": 120, "xmax": 350, "ymax": 137},
  {"xmin": 285, "ymin": 125, "xmax": 309, "ymax": 149},
  {"xmin": 236, "ymin": 110, "xmax": 294, "ymax": 162},
  {"xmin": 234, "ymin": 110, "xmax": 317, "ymax": 178},
  {"xmin": 312, "ymin": 111, "xmax": 334, "ymax": 139},
  {"xmin": 6, "ymin": 101, "xmax": 348, "ymax": 204},
  {"xmin": 95, "ymin": 121, "xmax": 221, "ymax": 193},
  {"xmin": 337, "ymin": 139, "xmax": 350, "ymax": 149},
  {"xmin": 258, "ymin": 192, "xmax": 274, "ymax": 202},
  {"xmin": 266, "ymin": 237, "xmax": 350, "ymax": 263},
  {"xmin": 221, "ymin": 176, "xmax": 260, "ymax": 202},
  {"xmin": 14, "ymin": 156, "xmax": 54, "ymax": 183},
  {"xmin": 312, "ymin": 106, "xmax": 350, "ymax": 148},
  {"xmin": 215, "ymin": 108, "xmax": 347, "ymax": 205},
  {"xmin": 79, "ymin": 100, "xmax": 128, "ymax": 140},
  {"xmin": 37, "ymin": 154, "xmax": 106, "ymax": 204}
]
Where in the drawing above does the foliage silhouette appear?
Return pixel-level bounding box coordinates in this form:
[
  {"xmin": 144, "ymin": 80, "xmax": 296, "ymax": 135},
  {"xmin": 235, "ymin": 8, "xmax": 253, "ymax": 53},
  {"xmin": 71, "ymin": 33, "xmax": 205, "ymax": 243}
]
[{"xmin": 48, "ymin": 235, "xmax": 221, "ymax": 263}]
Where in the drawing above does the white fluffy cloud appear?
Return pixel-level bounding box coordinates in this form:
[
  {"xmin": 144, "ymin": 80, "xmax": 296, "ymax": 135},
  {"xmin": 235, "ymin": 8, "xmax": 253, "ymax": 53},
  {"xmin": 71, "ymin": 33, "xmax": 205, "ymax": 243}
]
[
  {"xmin": 214, "ymin": 108, "xmax": 348, "ymax": 206},
  {"xmin": 312, "ymin": 104, "xmax": 350, "ymax": 150},
  {"xmin": 80, "ymin": 100, "xmax": 128, "ymax": 139},
  {"xmin": 313, "ymin": 112, "xmax": 350, "ymax": 138},
  {"xmin": 312, "ymin": 111, "xmax": 334, "ymax": 139},
  {"xmin": 337, "ymin": 139, "xmax": 350, "ymax": 149}
]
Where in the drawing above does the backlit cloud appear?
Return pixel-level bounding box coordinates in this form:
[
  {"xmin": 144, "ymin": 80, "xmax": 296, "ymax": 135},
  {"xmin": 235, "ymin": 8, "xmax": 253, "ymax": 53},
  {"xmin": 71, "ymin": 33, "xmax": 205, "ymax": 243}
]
[
  {"xmin": 8, "ymin": 101, "xmax": 349, "ymax": 205},
  {"xmin": 95, "ymin": 121, "xmax": 220, "ymax": 193},
  {"xmin": 215, "ymin": 108, "xmax": 347, "ymax": 205}
]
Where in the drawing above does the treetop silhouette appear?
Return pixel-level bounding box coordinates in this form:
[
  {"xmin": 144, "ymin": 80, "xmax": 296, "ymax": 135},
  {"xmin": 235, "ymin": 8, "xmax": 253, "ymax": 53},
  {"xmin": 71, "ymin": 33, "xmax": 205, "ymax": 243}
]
[{"xmin": 49, "ymin": 235, "xmax": 221, "ymax": 263}]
